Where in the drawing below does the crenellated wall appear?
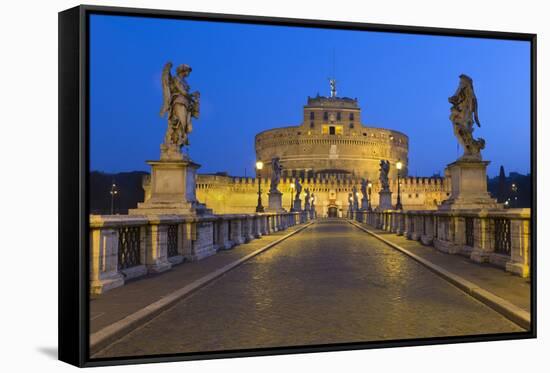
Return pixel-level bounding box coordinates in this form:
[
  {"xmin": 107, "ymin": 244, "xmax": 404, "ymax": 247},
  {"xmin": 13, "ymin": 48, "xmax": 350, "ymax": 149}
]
[{"xmin": 196, "ymin": 173, "xmax": 451, "ymax": 215}]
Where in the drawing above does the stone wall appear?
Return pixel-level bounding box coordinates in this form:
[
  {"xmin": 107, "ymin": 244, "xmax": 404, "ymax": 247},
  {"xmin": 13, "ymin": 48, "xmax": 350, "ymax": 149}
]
[
  {"xmin": 255, "ymin": 126, "xmax": 409, "ymax": 180},
  {"xmin": 196, "ymin": 173, "xmax": 451, "ymax": 215}
]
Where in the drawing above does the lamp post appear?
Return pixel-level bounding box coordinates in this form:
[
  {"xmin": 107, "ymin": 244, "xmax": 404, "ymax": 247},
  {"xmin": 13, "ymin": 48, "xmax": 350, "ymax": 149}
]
[
  {"xmin": 289, "ymin": 182, "xmax": 295, "ymax": 211},
  {"xmin": 367, "ymin": 182, "xmax": 372, "ymax": 211},
  {"xmin": 110, "ymin": 182, "xmax": 118, "ymax": 215},
  {"xmin": 256, "ymin": 161, "xmax": 264, "ymax": 212},
  {"xmin": 511, "ymin": 183, "xmax": 518, "ymax": 208},
  {"xmin": 396, "ymin": 160, "xmax": 403, "ymax": 210}
]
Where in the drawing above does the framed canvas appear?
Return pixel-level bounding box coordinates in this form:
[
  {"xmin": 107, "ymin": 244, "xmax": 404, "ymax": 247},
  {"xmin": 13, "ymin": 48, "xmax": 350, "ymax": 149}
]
[{"xmin": 58, "ymin": 4, "xmax": 536, "ymax": 367}]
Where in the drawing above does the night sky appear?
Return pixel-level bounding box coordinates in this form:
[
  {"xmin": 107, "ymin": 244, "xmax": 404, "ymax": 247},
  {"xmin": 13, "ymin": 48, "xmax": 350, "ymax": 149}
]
[{"xmin": 90, "ymin": 14, "xmax": 531, "ymax": 177}]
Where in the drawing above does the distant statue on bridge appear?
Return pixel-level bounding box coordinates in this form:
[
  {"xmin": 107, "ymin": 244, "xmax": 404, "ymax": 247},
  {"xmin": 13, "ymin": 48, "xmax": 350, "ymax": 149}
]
[
  {"xmin": 294, "ymin": 178, "xmax": 302, "ymax": 201},
  {"xmin": 270, "ymin": 157, "xmax": 283, "ymax": 192},
  {"xmin": 304, "ymin": 188, "xmax": 311, "ymax": 210},
  {"xmin": 360, "ymin": 178, "xmax": 369, "ymax": 210},
  {"xmin": 360, "ymin": 178, "xmax": 368, "ymax": 199},
  {"xmin": 159, "ymin": 61, "xmax": 200, "ymax": 159},
  {"xmin": 379, "ymin": 160, "xmax": 390, "ymax": 192},
  {"xmin": 449, "ymin": 74, "xmax": 485, "ymax": 161},
  {"xmin": 352, "ymin": 185, "xmax": 359, "ymax": 210}
]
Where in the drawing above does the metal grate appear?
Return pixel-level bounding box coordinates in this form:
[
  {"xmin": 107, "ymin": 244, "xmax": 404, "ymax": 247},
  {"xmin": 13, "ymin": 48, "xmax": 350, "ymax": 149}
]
[
  {"xmin": 494, "ymin": 218, "xmax": 511, "ymax": 255},
  {"xmin": 118, "ymin": 226, "xmax": 141, "ymax": 270},
  {"xmin": 434, "ymin": 216, "xmax": 438, "ymax": 238},
  {"xmin": 465, "ymin": 218, "xmax": 474, "ymax": 247},
  {"xmin": 167, "ymin": 224, "xmax": 178, "ymax": 257},
  {"xmin": 410, "ymin": 218, "xmax": 415, "ymax": 233},
  {"xmin": 423, "ymin": 216, "xmax": 427, "ymax": 235}
]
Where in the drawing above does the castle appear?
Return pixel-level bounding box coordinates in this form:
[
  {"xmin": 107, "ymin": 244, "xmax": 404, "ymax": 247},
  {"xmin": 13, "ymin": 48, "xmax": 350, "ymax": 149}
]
[{"xmin": 195, "ymin": 86, "xmax": 451, "ymax": 217}]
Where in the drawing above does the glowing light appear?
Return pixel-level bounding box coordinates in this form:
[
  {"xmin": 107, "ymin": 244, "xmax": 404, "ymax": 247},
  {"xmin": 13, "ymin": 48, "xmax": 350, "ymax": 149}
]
[{"xmin": 256, "ymin": 161, "xmax": 264, "ymax": 170}]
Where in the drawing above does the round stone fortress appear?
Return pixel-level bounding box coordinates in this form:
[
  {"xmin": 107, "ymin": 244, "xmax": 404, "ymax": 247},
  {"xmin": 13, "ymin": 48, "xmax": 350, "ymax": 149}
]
[{"xmin": 255, "ymin": 94, "xmax": 409, "ymax": 180}]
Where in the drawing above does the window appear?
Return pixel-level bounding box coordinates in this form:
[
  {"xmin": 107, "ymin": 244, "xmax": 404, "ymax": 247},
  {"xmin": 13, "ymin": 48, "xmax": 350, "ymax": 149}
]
[
  {"xmin": 336, "ymin": 112, "xmax": 341, "ymax": 121},
  {"xmin": 349, "ymin": 112, "xmax": 355, "ymax": 120},
  {"xmin": 310, "ymin": 111, "xmax": 315, "ymax": 120},
  {"xmin": 349, "ymin": 122, "xmax": 354, "ymax": 129},
  {"xmin": 329, "ymin": 126, "xmax": 336, "ymax": 135},
  {"xmin": 310, "ymin": 121, "xmax": 314, "ymax": 128}
]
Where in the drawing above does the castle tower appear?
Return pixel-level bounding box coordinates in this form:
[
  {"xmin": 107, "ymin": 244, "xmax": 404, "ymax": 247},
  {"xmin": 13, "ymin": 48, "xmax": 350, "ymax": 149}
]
[{"xmin": 255, "ymin": 87, "xmax": 409, "ymax": 182}]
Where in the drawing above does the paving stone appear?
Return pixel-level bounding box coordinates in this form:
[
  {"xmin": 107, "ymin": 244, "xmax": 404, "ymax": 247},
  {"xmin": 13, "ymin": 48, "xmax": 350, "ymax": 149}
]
[{"xmin": 95, "ymin": 220, "xmax": 523, "ymax": 358}]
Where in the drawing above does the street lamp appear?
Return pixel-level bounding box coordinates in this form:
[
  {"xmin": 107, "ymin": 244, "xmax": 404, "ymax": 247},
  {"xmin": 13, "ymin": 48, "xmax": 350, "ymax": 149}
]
[
  {"xmin": 110, "ymin": 182, "xmax": 118, "ymax": 215},
  {"xmin": 289, "ymin": 182, "xmax": 295, "ymax": 211},
  {"xmin": 395, "ymin": 160, "xmax": 403, "ymax": 210},
  {"xmin": 511, "ymin": 183, "xmax": 518, "ymax": 208},
  {"xmin": 255, "ymin": 161, "xmax": 264, "ymax": 212},
  {"xmin": 367, "ymin": 182, "xmax": 372, "ymax": 211}
]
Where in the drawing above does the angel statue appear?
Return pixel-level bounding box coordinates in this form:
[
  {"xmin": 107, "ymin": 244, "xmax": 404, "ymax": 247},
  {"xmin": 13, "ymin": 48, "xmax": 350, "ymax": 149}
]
[
  {"xmin": 159, "ymin": 62, "xmax": 200, "ymax": 159},
  {"xmin": 304, "ymin": 188, "xmax": 311, "ymax": 209},
  {"xmin": 360, "ymin": 178, "xmax": 369, "ymax": 210},
  {"xmin": 352, "ymin": 185, "xmax": 359, "ymax": 210},
  {"xmin": 448, "ymin": 74, "xmax": 485, "ymax": 161},
  {"xmin": 270, "ymin": 157, "xmax": 283, "ymax": 193},
  {"xmin": 379, "ymin": 160, "xmax": 390, "ymax": 192}
]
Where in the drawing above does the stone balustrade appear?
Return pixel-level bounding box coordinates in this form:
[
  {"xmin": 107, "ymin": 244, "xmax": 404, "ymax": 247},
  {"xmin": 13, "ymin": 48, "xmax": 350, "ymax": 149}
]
[
  {"xmin": 90, "ymin": 211, "xmax": 309, "ymax": 295},
  {"xmin": 353, "ymin": 208, "xmax": 531, "ymax": 278}
]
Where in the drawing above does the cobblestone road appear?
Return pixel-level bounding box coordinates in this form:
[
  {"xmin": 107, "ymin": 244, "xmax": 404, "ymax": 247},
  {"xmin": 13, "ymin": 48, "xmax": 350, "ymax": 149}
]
[{"xmin": 96, "ymin": 219, "xmax": 523, "ymax": 358}]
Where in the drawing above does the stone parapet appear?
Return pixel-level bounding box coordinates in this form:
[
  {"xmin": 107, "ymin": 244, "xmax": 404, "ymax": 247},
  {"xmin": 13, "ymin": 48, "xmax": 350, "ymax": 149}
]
[
  {"xmin": 356, "ymin": 208, "xmax": 531, "ymax": 278},
  {"xmin": 89, "ymin": 211, "xmax": 307, "ymax": 296}
]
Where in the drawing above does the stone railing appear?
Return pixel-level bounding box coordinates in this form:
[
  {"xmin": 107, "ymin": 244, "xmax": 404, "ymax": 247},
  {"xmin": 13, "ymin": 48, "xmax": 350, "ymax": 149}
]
[
  {"xmin": 353, "ymin": 208, "xmax": 531, "ymax": 278},
  {"xmin": 90, "ymin": 211, "xmax": 309, "ymax": 295}
]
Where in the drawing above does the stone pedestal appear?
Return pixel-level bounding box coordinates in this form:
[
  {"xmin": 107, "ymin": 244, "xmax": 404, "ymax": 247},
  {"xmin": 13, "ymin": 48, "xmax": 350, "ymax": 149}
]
[
  {"xmin": 267, "ymin": 190, "xmax": 285, "ymax": 212},
  {"xmin": 361, "ymin": 197, "xmax": 368, "ymax": 210},
  {"xmin": 129, "ymin": 158, "xmax": 201, "ymax": 216},
  {"xmin": 439, "ymin": 160, "xmax": 500, "ymax": 211},
  {"xmin": 377, "ymin": 190, "xmax": 393, "ymax": 210},
  {"xmin": 291, "ymin": 198, "xmax": 302, "ymax": 212}
]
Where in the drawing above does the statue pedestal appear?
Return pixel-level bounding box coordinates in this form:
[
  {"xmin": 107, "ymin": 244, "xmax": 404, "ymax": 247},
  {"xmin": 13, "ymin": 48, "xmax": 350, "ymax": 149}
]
[
  {"xmin": 267, "ymin": 190, "xmax": 285, "ymax": 212},
  {"xmin": 129, "ymin": 158, "xmax": 205, "ymax": 216},
  {"xmin": 377, "ymin": 190, "xmax": 393, "ymax": 211},
  {"xmin": 291, "ymin": 199, "xmax": 302, "ymax": 212},
  {"xmin": 361, "ymin": 197, "xmax": 368, "ymax": 210},
  {"xmin": 439, "ymin": 160, "xmax": 501, "ymax": 211}
]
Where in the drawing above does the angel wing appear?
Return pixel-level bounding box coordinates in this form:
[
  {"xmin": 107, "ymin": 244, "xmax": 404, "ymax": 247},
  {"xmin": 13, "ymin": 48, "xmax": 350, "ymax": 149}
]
[
  {"xmin": 159, "ymin": 62, "xmax": 172, "ymax": 117},
  {"xmin": 472, "ymin": 93, "xmax": 481, "ymax": 127}
]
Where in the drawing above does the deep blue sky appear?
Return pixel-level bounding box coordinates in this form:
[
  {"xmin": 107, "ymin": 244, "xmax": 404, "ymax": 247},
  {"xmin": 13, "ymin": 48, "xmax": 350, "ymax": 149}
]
[{"xmin": 90, "ymin": 14, "xmax": 531, "ymax": 177}]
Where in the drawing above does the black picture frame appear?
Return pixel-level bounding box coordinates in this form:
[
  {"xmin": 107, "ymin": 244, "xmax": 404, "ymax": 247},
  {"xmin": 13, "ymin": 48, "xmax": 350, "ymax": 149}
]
[{"xmin": 58, "ymin": 4, "xmax": 537, "ymax": 367}]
